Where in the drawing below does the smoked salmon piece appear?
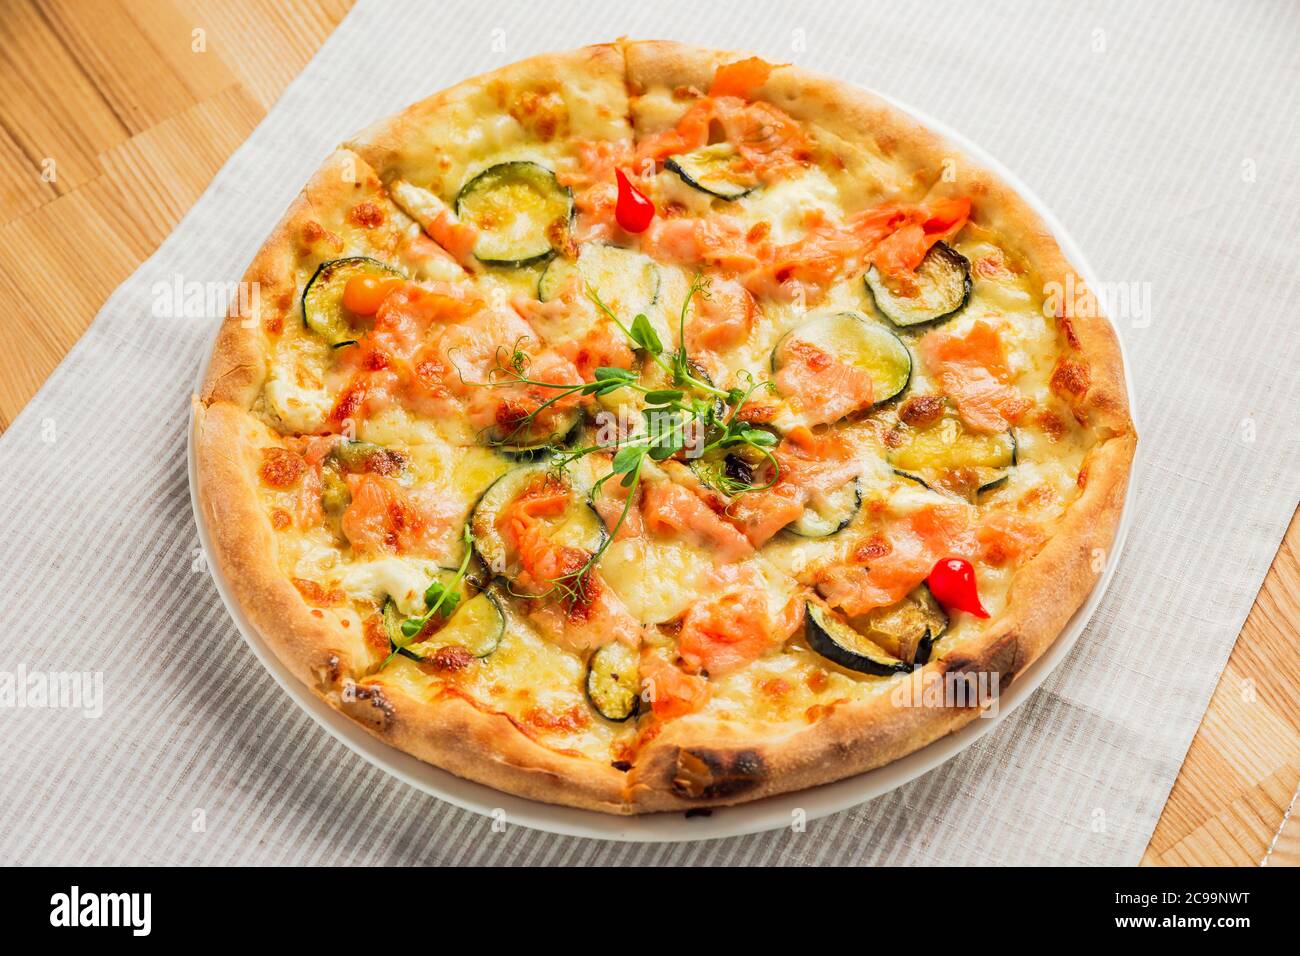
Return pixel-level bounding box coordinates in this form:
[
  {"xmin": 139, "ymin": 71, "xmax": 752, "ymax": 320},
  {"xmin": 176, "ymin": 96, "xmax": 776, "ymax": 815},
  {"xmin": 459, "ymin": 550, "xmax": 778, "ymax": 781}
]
[
  {"xmin": 686, "ymin": 276, "xmax": 756, "ymax": 354},
  {"xmin": 977, "ymin": 511, "xmax": 1046, "ymax": 567},
  {"xmin": 725, "ymin": 430, "xmax": 860, "ymax": 547},
  {"xmin": 498, "ymin": 473, "xmax": 643, "ymax": 651},
  {"xmin": 774, "ymin": 339, "xmax": 876, "ymax": 426},
  {"xmin": 919, "ymin": 319, "xmax": 1029, "ymax": 433},
  {"xmin": 640, "ymin": 479, "xmax": 754, "ymax": 563},
  {"xmin": 817, "ymin": 505, "xmax": 976, "ymax": 616},
  {"xmin": 678, "ymin": 564, "xmax": 805, "ymax": 676},
  {"xmin": 340, "ymin": 473, "xmax": 455, "ymax": 556},
  {"xmin": 642, "ymin": 654, "xmax": 711, "ymax": 719}
]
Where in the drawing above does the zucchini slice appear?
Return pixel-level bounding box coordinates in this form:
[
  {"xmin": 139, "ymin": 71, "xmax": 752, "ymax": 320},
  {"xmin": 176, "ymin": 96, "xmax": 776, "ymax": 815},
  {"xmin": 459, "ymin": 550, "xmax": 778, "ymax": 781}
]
[
  {"xmin": 321, "ymin": 440, "xmax": 405, "ymax": 523},
  {"xmin": 302, "ymin": 257, "xmax": 402, "ymax": 347},
  {"xmin": 864, "ymin": 242, "xmax": 971, "ymax": 328},
  {"xmin": 328, "ymin": 439, "xmax": 406, "ymax": 476},
  {"xmin": 538, "ymin": 243, "xmax": 661, "ymax": 315},
  {"xmin": 585, "ymin": 641, "xmax": 640, "ymax": 721},
  {"xmin": 320, "ymin": 465, "xmax": 351, "ymax": 517},
  {"xmin": 455, "ymin": 161, "xmax": 573, "ymax": 267},
  {"xmin": 664, "ymin": 144, "xmax": 757, "ymax": 200},
  {"xmin": 469, "ymin": 461, "xmax": 607, "ymax": 590},
  {"xmin": 850, "ymin": 585, "xmax": 948, "ymax": 666},
  {"xmin": 805, "ymin": 602, "xmax": 913, "ymax": 677},
  {"xmin": 387, "ymin": 590, "xmax": 505, "ymax": 661},
  {"xmin": 788, "ymin": 478, "xmax": 861, "ymax": 538},
  {"xmin": 687, "ymin": 452, "xmax": 759, "ymax": 498},
  {"xmin": 483, "ymin": 406, "xmax": 583, "ymax": 458},
  {"xmin": 379, "ymin": 566, "xmax": 482, "ymax": 642},
  {"xmin": 772, "ymin": 311, "xmax": 912, "ymax": 413},
  {"xmin": 889, "ymin": 417, "xmax": 1016, "ymax": 501}
]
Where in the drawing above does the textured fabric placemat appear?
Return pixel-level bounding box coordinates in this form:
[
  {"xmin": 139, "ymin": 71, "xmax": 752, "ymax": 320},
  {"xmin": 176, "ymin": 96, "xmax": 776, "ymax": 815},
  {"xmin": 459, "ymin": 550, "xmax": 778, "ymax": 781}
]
[{"xmin": 1, "ymin": 0, "xmax": 1297, "ymax": 866}]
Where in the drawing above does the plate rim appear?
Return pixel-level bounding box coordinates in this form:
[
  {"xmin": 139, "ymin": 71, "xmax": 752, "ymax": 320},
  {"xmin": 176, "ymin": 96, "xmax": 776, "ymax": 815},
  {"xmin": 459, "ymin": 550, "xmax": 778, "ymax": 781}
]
[{"xmin": 188, "ymin": 87, "xmax": 1140, "ymax": 844}]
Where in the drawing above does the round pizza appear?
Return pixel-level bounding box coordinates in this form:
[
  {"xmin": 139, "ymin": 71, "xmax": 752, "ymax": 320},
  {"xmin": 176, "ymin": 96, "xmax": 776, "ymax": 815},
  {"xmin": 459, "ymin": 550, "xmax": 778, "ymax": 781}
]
[{"xmin": 192, "ymin": 41, "xmax": 1136, "ymax": 814}]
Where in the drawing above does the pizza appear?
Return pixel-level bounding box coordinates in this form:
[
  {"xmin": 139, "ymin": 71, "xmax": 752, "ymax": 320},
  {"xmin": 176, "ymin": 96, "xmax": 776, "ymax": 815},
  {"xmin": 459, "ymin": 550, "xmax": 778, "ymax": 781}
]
[{"xmin": 192, "ymin": 41, "xmax": 1135, "ymax": 814}]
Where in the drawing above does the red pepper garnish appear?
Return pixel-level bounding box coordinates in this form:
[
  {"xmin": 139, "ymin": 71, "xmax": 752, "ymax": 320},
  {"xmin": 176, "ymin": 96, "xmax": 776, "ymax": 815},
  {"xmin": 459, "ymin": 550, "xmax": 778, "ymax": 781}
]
[
  {"xmin": 614, "ymin": 168, "xmax": 655, "ymax": 233},
  {"xmin": 927, "ymin": 557, "xmax": 989, "ymax": 618}
]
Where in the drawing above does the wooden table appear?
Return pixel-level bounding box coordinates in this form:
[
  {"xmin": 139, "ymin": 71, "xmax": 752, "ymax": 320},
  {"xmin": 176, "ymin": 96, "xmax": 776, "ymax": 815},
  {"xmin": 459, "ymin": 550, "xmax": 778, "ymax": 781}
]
[{"xmin": 1, "ymin": 0, "xmax": 1295, "ymax": 865}]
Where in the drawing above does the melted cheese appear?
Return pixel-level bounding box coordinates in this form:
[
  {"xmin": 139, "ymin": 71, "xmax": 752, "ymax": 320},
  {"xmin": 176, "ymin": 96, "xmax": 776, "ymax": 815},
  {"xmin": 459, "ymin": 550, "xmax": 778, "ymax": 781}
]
[
  {"xmin": 733, "ymin": 169, "xmax": 842, "ymax": 244},
  {"xmin": 336, "ymin": 557, "xmax": 443, "ymax": 615},
  {"xmin": 264, "ymin": 371, "xmax": 331, "ymax": 434}
]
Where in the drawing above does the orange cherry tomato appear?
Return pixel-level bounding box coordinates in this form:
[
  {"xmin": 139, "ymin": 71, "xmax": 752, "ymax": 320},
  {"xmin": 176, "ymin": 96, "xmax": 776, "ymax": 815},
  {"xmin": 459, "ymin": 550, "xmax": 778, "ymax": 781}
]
[{"xmin": 342, "ymin": 274, "xmax": 403, "ymax": 315}]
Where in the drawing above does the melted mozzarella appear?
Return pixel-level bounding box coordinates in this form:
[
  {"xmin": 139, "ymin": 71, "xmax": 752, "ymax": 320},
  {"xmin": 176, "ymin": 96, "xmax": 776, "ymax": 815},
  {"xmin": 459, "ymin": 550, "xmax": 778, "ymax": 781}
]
[
  {"xmin": 600, "ymin": 537, "xmax": 713, "ymax": 625},
  {"xmin": 734, "ymin": 168, "xmax": 842, "ymax": 244},
  {"xmin": 335, "ymin": 557, "xmax": 444, "ymax": 615},
  {"xmin": 264, "ymin": 372, "xmax": 331, "ymax": 434}
]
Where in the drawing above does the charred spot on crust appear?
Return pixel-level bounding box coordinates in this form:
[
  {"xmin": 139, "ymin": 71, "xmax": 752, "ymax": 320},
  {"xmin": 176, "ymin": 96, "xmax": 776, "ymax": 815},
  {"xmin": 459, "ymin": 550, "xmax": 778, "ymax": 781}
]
[
  {"xmin": 343, "ymin": 681, "xmax": 395, "ymax": 731},
  {"xmin": 941, "ymin": 632, "xmax": 1019, "ymax": 697},
  {"xmin": 670, "ymin": 748, "xmax": 767, "ymax": 800},
  {"xmin": 315, "ymin": 654, "xmax": 343, "ymax": 688}
]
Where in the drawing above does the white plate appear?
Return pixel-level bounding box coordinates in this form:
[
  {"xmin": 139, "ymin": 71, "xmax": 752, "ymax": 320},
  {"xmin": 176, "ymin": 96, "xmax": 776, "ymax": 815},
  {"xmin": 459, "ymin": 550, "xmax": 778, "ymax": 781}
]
[{"xmin": 189, "ymin": 90, "xmax": 1138, "ymax": 844}]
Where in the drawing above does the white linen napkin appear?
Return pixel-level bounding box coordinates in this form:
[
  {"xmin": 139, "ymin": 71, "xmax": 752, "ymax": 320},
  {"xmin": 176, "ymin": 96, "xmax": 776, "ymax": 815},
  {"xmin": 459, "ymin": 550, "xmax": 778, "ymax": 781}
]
[{"xmin": 1, "ymin": 0, "xmax": 1297, "ymax": 865}]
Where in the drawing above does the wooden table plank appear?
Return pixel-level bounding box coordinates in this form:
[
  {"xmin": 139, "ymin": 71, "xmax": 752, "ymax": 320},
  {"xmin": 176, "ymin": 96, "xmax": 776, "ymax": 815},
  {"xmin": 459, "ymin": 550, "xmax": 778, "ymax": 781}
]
[
  {"xmin": 0, "ymin": 0, "xmax": 132, "ymax": 214},
  {"xmin": 0, "ymin": 0, "xmax": 1294, "ymax": 864}
]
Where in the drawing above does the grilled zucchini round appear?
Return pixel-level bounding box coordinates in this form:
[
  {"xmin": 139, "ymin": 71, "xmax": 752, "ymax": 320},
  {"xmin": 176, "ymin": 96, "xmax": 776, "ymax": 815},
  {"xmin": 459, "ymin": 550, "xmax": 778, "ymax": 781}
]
[
  {"xmin": 385, "ymin": 590, "xmax": 505, "ymax": 661},
  {"xmin": 865, "ymin": 242, "xmax": 971, "ymax": 328},
  {"xmin": 805, "ymin": 602, "xmax": 914, "ymax": 676},
  {"xmin": 664, "ymin": 143, "xmax": 758, "ymax": 200},
  {"xmin": 585, "ymin": 641, "xmax": 641, "ymax": 721},
  {"xmin": 772, "ymin": 311, "xmax": 913, "ymax": 415},
  {"xmin": 455, "ymin": 161, "xmax": 573, "ymax": 266},
  {"xmin": 890, "ymin": 417, "xmax": 1017, "ymax": 501},
  {"xmin": 787, "ymin": 477, "xmax": 862, "ymax": 538},
  {"xmin": 537, "ymin": 243, "xmax": 661, "ymax": 315},
  {"xmin": 469, "ymin": 461, "xmax": 607, "ymax": 590},
  {"xmin": 302, "ymin": 257, "xmax": 402, "ymax": 347}
]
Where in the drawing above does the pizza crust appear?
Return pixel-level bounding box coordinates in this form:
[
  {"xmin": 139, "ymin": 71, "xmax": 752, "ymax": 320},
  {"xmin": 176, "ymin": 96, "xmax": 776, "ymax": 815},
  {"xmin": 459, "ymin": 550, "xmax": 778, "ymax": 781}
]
[{"xmin": 193, "ymin": 41, "xmax": 1136, "ymax": 815}]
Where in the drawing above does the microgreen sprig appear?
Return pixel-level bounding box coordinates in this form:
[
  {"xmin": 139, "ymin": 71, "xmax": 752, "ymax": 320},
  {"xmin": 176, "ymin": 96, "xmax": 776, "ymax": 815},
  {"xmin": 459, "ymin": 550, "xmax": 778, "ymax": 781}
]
[
  {"xmin": 475, "ymin": 275, "xmax": 784, "ymax": 603},
  {"xmin": 381, "ymin": 524, "xmax": 474, "ymax": 668}
]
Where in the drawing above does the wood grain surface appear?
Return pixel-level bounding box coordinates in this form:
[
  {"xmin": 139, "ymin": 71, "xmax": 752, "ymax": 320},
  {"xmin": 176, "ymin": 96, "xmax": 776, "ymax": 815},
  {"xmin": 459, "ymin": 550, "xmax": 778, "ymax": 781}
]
[{"xmin": 0, "ymin": 0, "xmax": 1294, "ymax": 865}]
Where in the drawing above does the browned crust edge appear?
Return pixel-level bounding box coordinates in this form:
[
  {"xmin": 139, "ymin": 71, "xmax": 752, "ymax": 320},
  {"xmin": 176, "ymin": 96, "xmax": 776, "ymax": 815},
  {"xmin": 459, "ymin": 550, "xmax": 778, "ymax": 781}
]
[{"xmin": 193, "ymin": 40, "xmax": 1137, "ymax": 816}]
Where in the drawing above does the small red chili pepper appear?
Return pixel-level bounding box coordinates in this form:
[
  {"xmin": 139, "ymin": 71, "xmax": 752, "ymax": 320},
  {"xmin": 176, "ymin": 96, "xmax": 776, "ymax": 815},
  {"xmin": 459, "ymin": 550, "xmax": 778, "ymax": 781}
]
[
  {"xmin": 927, "ymin": 557, "xmax": 989, "ymax": 618},
  {"xmin": 614, "ymin": 168, "xmax": 655, "ymax": 233}
]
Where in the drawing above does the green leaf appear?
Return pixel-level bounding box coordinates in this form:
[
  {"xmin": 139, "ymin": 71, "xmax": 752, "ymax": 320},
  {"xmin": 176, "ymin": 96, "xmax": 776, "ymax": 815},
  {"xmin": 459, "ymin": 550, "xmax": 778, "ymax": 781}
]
[
  {"xmin": 629, "ymin": 313, "xmax": 663, "ymax": 354},
  {"xmin": 611, "ymin": 445, "xmax": 645, "ymax": 474},
  {"xmin": 643, "ymin": 389, "xmax": 683, "ymax": 406},
  {"xmin": 594, "ymin": 366, "xmax": 634, "ymax": 383},
  {"xmin": 400, "ymin": 619, "xmax": 421, "ymax": 638},
  {"xmin": 742, "ymin": 428, "xmax": 779, "ymax": 447},
  {"xmin": 650, "ymin": 440, "xmax": 682, "ymax": 461},
  {"xmin": 438, "ymin": 590, "xmax": 461, "ymax": 618}
]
